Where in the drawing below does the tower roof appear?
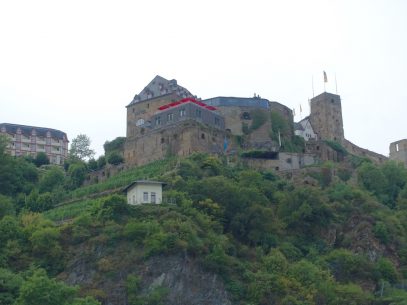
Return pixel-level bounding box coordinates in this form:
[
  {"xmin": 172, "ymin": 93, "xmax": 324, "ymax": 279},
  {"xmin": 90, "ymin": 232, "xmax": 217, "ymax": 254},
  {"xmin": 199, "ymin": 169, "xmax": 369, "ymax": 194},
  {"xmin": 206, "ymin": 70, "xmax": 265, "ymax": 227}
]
[
  {"xmin": 311, "ymin": 92, "xmax": 341, "ymax": 102},
  {"xmin": 127, "ymin": 75, "xmax": 194, "ymax": 106}
]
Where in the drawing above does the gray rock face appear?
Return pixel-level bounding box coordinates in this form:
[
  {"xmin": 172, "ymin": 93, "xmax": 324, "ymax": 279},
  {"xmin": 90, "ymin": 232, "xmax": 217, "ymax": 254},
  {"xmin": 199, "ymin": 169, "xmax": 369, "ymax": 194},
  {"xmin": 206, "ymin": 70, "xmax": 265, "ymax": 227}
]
[
  {"xmin": 140, "ymin": 255, "xmax": 231, "ymax": 305},
  {"xmin": 60, "ymin": 245, "xmax": 232, "ymax": 305}
]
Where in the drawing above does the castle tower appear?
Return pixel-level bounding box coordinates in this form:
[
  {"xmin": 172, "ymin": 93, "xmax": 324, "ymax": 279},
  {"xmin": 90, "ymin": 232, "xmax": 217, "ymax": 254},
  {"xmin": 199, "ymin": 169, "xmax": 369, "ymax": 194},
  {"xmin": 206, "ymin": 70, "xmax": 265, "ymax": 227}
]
[
  {"xmin": 309, "ymin": 92, "xmax": 344, "ymax": 143},
  {"xmin": 389, "ymin": 139, "xmax": 407, "ymax": 167}
]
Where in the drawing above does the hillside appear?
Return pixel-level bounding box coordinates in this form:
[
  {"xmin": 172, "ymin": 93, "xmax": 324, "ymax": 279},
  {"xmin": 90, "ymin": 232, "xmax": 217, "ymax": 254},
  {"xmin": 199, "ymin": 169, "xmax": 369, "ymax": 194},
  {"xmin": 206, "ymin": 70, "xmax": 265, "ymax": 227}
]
[{"xmin": 2, "ymin": 143, "xmax": 407, "ymax": 304}]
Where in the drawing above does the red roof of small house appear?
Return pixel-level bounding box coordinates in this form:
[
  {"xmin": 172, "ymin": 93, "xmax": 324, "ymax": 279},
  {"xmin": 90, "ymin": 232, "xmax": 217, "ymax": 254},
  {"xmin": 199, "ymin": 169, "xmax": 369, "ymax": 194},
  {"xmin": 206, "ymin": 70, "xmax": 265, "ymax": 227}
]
[{"xmin": 157, "ymin": 98, "xmax": 217, "ymax": 111}]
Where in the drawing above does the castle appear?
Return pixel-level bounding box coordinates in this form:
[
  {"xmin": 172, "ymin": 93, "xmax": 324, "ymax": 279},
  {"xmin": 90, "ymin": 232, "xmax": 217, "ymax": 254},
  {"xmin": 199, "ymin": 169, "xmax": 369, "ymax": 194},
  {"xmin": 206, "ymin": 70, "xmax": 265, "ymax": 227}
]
[
  {"xmin": 124, "ymin": 75, "xmax": 387, "ymax": 170},
  {"xmin": 390, "ymin": 139, "xmax": 407, "ymax": 167}
]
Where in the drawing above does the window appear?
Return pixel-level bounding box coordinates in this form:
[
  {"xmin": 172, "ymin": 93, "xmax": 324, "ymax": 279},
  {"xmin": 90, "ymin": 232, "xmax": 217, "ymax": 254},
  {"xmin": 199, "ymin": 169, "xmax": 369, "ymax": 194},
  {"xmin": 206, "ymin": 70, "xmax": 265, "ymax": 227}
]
[
  {"xmin": 136, "ymin": 118, "xmax": 145, "ymax": 126},
  {"xmin": 167, "ymin": 113, "xmax": 174, "ymax": 121},
  {"xmin": 143, "ymin": 192, "xmax": 148, "ymax": 202},
  {"xmin": 396, "ymin": 143, "xmax": 399, "ymax": 152},
  {"xmin": 180, "ymin": 108, "xmax": 186, "ymax": 117},
  {"xmin": 155, "ymin": 116, "xmax": 161, "ymax": 125},
  {"xmin": 201, "ymin": 133, "xmax": 205, "ymax": 139},
  {"xmin": 151, "ymin": 192, "xmax": 156, "ymax": 204},
  {"xmin": 133, "ymin": 195, "xmax": 135, "ymax": 204},
  {"xmin": 196, "ymin": 109, "xmax": 201, "ymax": 118},
  {"xmin": 215, "ymin": 117, "xmax": 220, "ymax": 125},
  {"xmin": 242, "ymin": 112, "xmax": 251, "ymax": 120}
]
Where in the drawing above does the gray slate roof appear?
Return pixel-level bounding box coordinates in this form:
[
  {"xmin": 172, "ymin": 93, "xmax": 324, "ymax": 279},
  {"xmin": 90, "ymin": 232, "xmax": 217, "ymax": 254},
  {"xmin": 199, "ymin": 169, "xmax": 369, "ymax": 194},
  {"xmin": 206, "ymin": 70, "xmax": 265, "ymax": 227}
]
[
  {"xmin": 294, "ymin": 122, "xmax": 304, "ymax": 131},
  {"xmin": 0, "ymin": 123, "xmax": 68, "ymax": 140},
  {"xmin": 127, "ymin": 75, "xmax": 194, "ymax": 106},
  {"xmin": 123, "ymin": 180, "xmax": 166, "ymax": 192},
  {"xmin": 203, "ymin": 96, "xmax": 270, "ymax": 109}
]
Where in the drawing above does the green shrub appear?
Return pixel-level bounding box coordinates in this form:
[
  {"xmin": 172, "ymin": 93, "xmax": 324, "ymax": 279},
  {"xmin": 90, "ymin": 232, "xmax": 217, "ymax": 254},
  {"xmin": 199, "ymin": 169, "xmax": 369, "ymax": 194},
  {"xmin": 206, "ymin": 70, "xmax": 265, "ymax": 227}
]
[
  {"xmin": 107, "ymin": 152, "xmax": 124, "ymax": 165},
  {"xmin": 250, "ymin": 109, "xmax": 268, "ymax": 131}
]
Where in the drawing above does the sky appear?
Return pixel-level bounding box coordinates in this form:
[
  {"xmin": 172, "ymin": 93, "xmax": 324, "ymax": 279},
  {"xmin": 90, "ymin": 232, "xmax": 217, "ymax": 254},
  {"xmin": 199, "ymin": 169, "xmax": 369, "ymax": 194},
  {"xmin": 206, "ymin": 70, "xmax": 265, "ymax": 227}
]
[{"xmin": 1, "ymin": 0, "xmax": 406, "ymax": 157}]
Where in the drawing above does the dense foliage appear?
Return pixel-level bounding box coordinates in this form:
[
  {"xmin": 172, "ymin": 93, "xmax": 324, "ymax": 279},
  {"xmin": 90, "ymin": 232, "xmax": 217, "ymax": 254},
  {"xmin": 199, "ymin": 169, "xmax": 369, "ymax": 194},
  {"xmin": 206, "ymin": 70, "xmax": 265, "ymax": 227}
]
[{"xmin": 2, "ymin": 138, "xmax": 407, "ymax": 304}]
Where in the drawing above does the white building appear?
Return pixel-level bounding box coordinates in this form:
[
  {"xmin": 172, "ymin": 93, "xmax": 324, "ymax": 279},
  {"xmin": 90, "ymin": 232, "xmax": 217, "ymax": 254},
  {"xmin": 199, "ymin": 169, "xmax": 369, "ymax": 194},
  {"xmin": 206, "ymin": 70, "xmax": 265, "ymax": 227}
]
[
  {"xmin": 294, "ymin": 117, "xmax": 317, "ymax": 142},
  {"xmin": 123, "ymin": 180, "xmax": 166, "ymax": 205}
]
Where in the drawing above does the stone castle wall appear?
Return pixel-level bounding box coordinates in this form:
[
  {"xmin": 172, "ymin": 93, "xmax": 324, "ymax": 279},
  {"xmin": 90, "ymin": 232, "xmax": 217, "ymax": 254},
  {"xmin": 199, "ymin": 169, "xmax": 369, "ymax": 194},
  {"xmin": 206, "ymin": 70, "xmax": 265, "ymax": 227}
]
[
  {"xmin": 389, "ymin": 139, "xmax": 407, "ymax": 167},
  {"xmin": 126, "ymin": 93, "xmax": 181, "ymax": 138},
  {"xmin": 310, "ymin": 92, "xmax": 344, "ymax": 142},
  {"xmin": 242, "ymin": 152, "xmax": 316, "ymax": 172},
  {"xmin": 343, "ymin": 139, "xmax": 387, "ymax": 164},
  {"xmin": 125, "ymin": 120, "xmax": 229, "ymax": 167}
]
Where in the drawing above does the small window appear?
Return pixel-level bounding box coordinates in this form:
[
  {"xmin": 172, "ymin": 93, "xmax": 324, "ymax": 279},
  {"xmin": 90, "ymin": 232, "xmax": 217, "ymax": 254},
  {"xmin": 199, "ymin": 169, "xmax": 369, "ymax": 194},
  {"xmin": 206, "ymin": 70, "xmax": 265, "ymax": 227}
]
[
  {"xmin": 215, "ymin": 117, "xmax": 220, "ymax": 125},
  {"xmin": 167, "ymin": 113, "xmax": 174, "ymax": 121},
  {"xmin": 201, "ymin": 133, "xmax": 205, "ymax": 139},
  {"xmin": 196, "ymin": 109, "xmax": 202, "ymax": 118},
  {"xmin": 133, "ymin": 195, "xmax": 135, "ymax": 204},
  {"xmin": 143, "ymin": 192, "xmax": 148, "ymax": 202},
  {"xmin": 242, "ymin": 112, "xmax": 251, "ymax": 120},
  {"xmin": 180, "ymin": 108, "xmax": 186, "ymax": 117},
  {"xmin": 151, "ymin": 192, "xmax": 156, "ymax": 204},
  {"xmin": 155, "ymin": 116, "xmax": 161, "ymax": 125},
  {"xmin": 136, "ymin": 118, "xmax": 145, "ymax": 126},
  {"xmin": 396, "ymin": 143, "xmax": 399, "ymax": 152}
]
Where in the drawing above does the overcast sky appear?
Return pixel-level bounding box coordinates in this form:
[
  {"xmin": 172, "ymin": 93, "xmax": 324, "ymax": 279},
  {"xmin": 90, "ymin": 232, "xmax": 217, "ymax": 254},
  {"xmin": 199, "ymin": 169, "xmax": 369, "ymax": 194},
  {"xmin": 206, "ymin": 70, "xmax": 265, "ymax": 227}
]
[{"xmin": 1, "ymin": 0, "xmax": 406, "ymax": 157}]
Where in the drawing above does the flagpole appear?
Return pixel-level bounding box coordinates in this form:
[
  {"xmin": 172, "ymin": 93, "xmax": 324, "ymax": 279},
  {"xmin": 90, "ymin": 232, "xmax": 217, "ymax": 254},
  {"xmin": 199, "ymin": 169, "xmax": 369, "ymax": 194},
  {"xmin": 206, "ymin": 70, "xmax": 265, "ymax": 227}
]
[
  {"xmin": 335, "ymin": 73, "xmax": 338, "ymax": 94},
  {"xmin": 312, "ymin": 75, "xmax": 315, "ymax": 97}
]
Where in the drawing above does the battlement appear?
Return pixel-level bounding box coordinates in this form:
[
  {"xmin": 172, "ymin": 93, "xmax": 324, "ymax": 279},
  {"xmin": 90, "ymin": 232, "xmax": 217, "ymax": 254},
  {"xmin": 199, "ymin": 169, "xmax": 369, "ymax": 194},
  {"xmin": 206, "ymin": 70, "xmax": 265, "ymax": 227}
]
[{"xmin": 390, "ymin": 139, "xmax": 407, "ymax": 167}]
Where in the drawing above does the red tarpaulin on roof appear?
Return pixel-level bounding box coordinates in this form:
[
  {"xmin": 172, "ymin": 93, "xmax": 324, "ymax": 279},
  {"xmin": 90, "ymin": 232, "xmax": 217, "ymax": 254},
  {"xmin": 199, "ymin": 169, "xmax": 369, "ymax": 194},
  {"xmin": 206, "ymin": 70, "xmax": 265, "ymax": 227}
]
[{"xmin": 157, "ymin": 98, "xmax": 217, "ymax": 111}]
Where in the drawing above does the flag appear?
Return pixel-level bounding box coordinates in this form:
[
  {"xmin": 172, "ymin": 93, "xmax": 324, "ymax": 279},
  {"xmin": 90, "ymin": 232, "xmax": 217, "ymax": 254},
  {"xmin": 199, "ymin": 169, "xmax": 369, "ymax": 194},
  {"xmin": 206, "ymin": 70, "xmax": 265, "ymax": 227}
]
[
  {"xmin": 323, "ymin": 71, "xmax": 328, "ymax": 83},
  {"xmin": 278, "ymin": 130, "xmax": 282, "ymax": 147}
]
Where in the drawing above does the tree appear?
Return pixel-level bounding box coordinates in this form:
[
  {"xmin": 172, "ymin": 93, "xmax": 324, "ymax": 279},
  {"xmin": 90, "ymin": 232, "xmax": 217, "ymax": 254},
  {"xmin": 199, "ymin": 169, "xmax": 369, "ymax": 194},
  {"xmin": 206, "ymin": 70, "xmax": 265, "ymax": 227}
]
[
  {"xmin": 0, "ymin": 268, "xmax": 23, "ymax": 305},
  {"xmin": 67, "ymin": 162, "xmax": 87, "ymax": 189},
  {"xmin": 38, "ymin": 166, "xmax": 65, "ymax": 193},
  {"xmin": 34, "ymin": 152, "xmax": 49, "ymax": 167},
  {"xmin": 103, "ymin": 137, "xmax": 125, "ymax": 155},
  {"xmin": 107, "ymin": 151, "xmax": 124, "ymax": 165},
  {"xmin": 14, "ymin": 268, "xmax": 100, "ymax": 305},
  {"xmin": 0, "ymin": 194, "xmax": 15, "ymax": 219},
  {"xmin": 97, "ymin": 155, "xmax": 106, "ymax": 169},
  {"xmin": 69, "ymin": 134, "xmax": 95, "ymax": 161},
  {"xmin": 87, "ymin": 158, "xmax": 98, "ymax": 171}
]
